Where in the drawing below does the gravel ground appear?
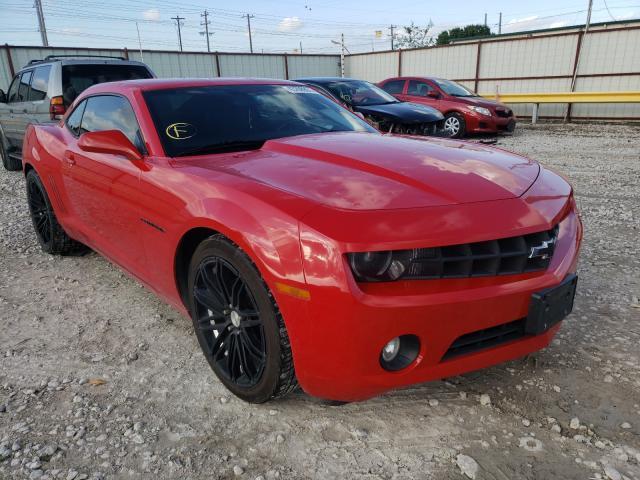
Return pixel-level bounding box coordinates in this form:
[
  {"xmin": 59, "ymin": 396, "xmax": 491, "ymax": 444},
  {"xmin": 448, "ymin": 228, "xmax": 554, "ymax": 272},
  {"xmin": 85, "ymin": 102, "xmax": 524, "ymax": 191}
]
[{"xmin": 1, "ymin": 123, "xmax": 639, "ymax": 480}]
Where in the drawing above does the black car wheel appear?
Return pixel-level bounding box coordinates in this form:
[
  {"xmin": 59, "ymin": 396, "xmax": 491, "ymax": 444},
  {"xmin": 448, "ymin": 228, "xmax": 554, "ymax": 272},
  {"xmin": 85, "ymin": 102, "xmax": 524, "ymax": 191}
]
[
  {"xmin": 443, "ymin": 112, "xmax": 466, "ymax": 138},
  {"xmin": 0, "ymin": 135, "xmax": 21, "ymax": 171},
  {"xmin": 26, "ymin": 169, "xmax": 86, "ymax": 254},
  {"xmin": 188, "ymin": 235, "xmax": 298, "ymax": 403}
]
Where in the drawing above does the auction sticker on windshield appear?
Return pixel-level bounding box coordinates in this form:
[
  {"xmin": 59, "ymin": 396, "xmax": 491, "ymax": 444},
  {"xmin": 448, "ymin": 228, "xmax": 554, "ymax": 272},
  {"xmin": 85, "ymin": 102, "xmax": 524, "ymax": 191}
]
[
  {"xmin": 281, "ymin": 86, "xmax": 319, "ymax": 94},
  {"xmin": 166, "ymin": 122, "xmax": 197, "ymax": 140}
]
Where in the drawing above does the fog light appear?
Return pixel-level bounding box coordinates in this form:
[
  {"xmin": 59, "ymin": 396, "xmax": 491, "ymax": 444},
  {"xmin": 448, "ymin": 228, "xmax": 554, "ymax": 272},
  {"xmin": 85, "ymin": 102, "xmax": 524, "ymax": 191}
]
[
  {"xmin": 382, "ymin": 337, "xmax": 400, "ymax": 362},
  {"xmin": 379, "ymin": 334, "xmax": 421, "ymax": 371}
]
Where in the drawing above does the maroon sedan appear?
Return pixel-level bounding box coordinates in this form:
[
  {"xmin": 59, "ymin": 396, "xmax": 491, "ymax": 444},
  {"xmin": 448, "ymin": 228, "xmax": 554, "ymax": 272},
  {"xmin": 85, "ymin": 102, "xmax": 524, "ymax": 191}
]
[{"xmin": 379, "ymin": 76, "xmax": 516, "ymax": 138}]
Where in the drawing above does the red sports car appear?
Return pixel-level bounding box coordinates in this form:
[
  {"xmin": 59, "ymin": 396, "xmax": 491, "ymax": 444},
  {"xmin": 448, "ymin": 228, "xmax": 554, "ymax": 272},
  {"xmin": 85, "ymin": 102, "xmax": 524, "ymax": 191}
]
[
  {"xmin": 379, "ymin": 76, "xmax": 517, "ymax": 138},
  {"xmin": 22, "ymin": 79, "xmax": 582, "ymax": 403}
]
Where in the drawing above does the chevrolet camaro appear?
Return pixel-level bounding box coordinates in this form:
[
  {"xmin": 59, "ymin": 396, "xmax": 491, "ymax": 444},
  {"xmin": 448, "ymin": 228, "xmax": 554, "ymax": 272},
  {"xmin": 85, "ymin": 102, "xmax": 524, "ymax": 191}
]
[{"xmin": 22, "ymin": 79, "xmax": 582, "ymax": 403}]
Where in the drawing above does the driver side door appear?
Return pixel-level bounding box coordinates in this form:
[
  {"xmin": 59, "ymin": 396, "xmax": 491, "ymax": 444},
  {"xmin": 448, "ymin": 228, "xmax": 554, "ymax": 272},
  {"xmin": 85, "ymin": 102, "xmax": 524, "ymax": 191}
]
[{"xmin": 61, "ymin": 94, "xmax": 148, "ymax": 277}]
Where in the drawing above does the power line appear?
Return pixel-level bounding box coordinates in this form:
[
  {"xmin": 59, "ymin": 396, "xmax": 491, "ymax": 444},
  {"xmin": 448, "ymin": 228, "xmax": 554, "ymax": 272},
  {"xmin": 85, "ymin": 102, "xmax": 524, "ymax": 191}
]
[{"xmin": 171, "ymin": 14, "xmax": 185, "ymax": 51}]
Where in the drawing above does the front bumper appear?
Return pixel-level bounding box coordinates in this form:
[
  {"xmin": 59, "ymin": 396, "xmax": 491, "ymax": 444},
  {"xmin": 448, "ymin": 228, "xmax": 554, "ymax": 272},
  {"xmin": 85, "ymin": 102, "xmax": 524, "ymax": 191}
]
[
  {"xmin": 466, "ymin": 112, "xmax": 516, "ymax": 134},
  {"xmin": 280, "ymin": 172, "xmax": 582, "ymax": 402}
]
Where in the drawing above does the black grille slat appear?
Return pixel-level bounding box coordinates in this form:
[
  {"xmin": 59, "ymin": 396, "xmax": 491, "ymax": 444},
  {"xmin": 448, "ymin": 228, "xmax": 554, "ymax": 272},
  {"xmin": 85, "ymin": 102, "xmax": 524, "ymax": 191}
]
[
  {"xmin": 402, "ymin": 226, "xmax": 558, "ymax": 280},
  {"xmin": 442, "ymin": 318, "xmax": 527, "ymax": 360}
]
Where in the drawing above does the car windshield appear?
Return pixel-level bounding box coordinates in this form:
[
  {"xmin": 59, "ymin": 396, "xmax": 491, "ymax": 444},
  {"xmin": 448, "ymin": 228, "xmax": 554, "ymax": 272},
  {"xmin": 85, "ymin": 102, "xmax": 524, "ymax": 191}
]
[
  {"xmin": 143, "ymin": 84, "xmax": 376, "ymax": 157},
  {"xmin": 322, "ymin": 80, "xmax": 399, "ymax": 107},
  {"xmin": 433, "ymin": 79, "xmax": 478, "ymax": 97}
]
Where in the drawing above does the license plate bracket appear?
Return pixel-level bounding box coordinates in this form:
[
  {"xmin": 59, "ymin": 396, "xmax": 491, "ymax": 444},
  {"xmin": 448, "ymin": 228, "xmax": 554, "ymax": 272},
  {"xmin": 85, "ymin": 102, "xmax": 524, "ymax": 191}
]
[{"xmin": 526, "ymin": 274, "xmax": 578, "ymax": 335}]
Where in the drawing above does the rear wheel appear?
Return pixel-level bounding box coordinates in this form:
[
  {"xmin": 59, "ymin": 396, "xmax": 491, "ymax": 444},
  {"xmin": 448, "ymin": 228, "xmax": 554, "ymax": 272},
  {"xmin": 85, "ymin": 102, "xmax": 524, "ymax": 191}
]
[
  {"xmin": 0, "ymin": 135, "xmax": 21, "ymax": 171},
  {"xmin": 26, "ymin": 169, "xmax": 86, "ymax": 254},
  {"xmin": 188, "ymin": 235, "xmax": 297, "ymax": 403},
  {"xmin": 443, "ymin": 112, "xmax": 466, "ymax": 138}
]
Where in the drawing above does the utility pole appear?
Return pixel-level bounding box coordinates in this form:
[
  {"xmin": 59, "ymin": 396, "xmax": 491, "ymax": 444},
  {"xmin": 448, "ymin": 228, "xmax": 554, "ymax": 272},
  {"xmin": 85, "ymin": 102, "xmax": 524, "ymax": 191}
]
[
  {"xmin": 484, "ymin": 13, "xmax": 487, "ymax": 27},
  {"xmin": 172, "ymin": 14, "xmax": 185, "ymax": 52},
  {"xmin": 299, "ymin": 41, "xmax": 302, "ymax": 54},
  {"xmin": 135, "ymin": 22, "xmax": 144, "ymax": 62},
  {"xmin": 34, "ymin": 0, "xmax": 48, "ymax": 47},
  {"xmin": 200, "ymin": 10, "xmax": 213, "ymax": 52},
  {"xmin": 243, "ymin": 14, "xmax": 255, "ymax": 53},
  {"xmin": 389, "ymin": 25, "xmax": 396, "ymax": 50},
  {"xmin": 498, "ymin": 12, "xmax": 502, "ymax": 34},
  {"xmin": 331, "ymin": 34, "xmax": 349, "ymax": 77},
  {"xmin": 569, "ymin": 0, "xmax": 594, "ymax": 92}
]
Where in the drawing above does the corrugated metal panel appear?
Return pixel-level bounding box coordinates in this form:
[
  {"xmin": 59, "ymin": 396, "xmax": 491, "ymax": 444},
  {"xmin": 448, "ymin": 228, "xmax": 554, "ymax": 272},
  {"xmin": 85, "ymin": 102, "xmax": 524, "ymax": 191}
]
[
  {"xmin": 479, "ymin": 35, "xmax": 578, "ymax": 78},
  {"xmin": 218, "ymin": 54, "xmax": 285, "ymax": 78},
  {"xmin": 127, "ymin": 51, "xmax": 218, "ymax": 78},
  {"xmin": 578, "ymin": 29, "xmax": 640, "ymax": 75},
  {"xmin": 572, "ymin": 74, "xmax": 640, "ymax": 117},
  {"xmin": 0, "ymin": 48, "xmax": 13, "ymax": 91},
  {"xmin": 345, "ymin": 52, "xmax": 398, "ymax": 82},
  {"xmin": 287, "ymin": 55, "xmax": 340, "ymax": 79},
  {"xmin": 401, "ymin": 44, "xmax": 477, "ymax": 79}
]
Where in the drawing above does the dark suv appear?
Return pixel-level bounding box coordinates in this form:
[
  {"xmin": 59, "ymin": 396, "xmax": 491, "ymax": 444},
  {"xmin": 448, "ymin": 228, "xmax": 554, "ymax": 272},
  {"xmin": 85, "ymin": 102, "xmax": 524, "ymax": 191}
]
[{"xmin": 0, "ymin": 55, "xmax": 155, "ymax": 170}]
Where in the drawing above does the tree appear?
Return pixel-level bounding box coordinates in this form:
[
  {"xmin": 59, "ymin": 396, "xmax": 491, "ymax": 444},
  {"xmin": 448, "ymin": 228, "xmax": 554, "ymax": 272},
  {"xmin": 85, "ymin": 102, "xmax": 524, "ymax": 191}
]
[
  {"xmin": 395, "ymin": 21, "xmax": 434, "ymax": 49},
  {"xmin": 436, "ymin": 24, "xmax": 493, "ymax": 45}
]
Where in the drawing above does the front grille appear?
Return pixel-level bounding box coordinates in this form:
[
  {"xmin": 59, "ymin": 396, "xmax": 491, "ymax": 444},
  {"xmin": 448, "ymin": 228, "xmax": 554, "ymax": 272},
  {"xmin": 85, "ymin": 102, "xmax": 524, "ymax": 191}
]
[
  {"xmin": 442, "ymin": 318, "xmax": 527, "ymax": 361},
  {"xmin": 402, "ymin": 226, "xmax": 558, "ymax": 279},
  {"xmin": 495, "ymin": 108, "xmax": 512, "ymax": 118}
]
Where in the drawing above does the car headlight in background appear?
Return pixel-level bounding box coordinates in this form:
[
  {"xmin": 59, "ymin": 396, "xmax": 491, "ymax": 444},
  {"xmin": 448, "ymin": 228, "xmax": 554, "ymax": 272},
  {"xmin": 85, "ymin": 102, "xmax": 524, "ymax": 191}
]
[{"xmin": 469, "ymin": 106, "xmax": 492, "ymax": 116}]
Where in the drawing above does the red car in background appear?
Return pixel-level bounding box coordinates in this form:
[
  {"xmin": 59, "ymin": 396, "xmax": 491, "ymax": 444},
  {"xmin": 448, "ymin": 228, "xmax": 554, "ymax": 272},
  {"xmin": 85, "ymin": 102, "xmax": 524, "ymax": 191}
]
[
  {"xmin": 22, "ymin": 79, "xmax": 580, "ymax": 403},
  {"xmin": 379, "ymin": 76, "xmax": 517, "ymax": 138}
]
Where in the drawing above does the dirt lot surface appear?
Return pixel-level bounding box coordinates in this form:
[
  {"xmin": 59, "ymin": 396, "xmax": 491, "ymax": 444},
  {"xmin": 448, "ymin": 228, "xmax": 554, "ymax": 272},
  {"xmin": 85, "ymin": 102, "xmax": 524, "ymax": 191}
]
[{"xmin": 1, "ymin": 123, "xmax": 639, "ymax": 480}]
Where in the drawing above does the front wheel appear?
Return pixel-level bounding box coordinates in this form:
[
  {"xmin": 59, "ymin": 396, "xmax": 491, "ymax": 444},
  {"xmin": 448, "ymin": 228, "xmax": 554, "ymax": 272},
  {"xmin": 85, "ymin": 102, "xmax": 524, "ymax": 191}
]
[
  {"xmin": 1, "ymin": 135, "xmax": 21, "ymax": 171},
  {"xmin": 187, "ymin": 235, "xmax": 298, "ymax": 403},
  {"xmin": 443, "ymin": 112, "xmax": 466, "ymax": 138}
]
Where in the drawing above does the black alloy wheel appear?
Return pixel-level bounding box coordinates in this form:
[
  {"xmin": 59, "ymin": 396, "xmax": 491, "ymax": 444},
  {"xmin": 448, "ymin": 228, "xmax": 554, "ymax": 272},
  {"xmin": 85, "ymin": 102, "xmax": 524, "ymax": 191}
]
[
  {"xmin": 188, "ymin": 235, "xmax": 297, "ymax": 403},
  {"xmin": 193, "ymin": 257, "xmax": 266, "ymax": 387},
  {"xmin": 27, "ymin": 176, "xmax": 52, "ymax": 245}
]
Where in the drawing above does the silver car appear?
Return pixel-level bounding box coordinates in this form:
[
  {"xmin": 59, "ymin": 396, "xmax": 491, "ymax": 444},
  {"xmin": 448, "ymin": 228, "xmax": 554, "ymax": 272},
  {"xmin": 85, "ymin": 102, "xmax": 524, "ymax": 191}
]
[{"xmin": 0, "ymin": 55, "xmax": 154, "ymax": 170}]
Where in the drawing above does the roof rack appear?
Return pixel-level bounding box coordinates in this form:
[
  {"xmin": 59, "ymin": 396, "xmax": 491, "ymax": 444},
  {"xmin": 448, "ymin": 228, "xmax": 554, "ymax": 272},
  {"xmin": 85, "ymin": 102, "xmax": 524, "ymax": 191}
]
[{"xmin": 43, "ymin": 54, "xmax": 127, "ymax": 61}]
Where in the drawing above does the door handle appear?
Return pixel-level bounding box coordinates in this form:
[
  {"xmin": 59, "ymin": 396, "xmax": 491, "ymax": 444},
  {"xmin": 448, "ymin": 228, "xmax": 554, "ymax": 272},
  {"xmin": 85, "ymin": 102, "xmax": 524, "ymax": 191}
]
[
  {"xmin": 22, "ymin": 109, "xmax": 28, "ymax": 113},
  {"xmin": 64, "ymin": 151, "xmax": 76, "ymax": 166}
]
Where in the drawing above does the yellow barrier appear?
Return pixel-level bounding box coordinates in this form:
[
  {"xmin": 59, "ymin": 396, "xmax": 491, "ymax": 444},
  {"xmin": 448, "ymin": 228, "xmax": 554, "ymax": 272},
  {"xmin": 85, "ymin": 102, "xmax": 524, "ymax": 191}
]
[
  {"xmin": 480, "ymin": 91, "xmax": 640, "ymax": 104},
  {"xmin": 479, "ymin": 91, "xmax": 640, "ymax": 123}
]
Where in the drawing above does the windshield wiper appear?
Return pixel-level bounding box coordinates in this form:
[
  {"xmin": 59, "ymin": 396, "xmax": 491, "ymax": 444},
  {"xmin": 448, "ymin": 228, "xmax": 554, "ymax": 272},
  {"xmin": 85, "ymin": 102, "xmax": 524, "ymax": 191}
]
[{"xmin": 175, "ymin": 140, "xmax": 266, "ymax": 157}]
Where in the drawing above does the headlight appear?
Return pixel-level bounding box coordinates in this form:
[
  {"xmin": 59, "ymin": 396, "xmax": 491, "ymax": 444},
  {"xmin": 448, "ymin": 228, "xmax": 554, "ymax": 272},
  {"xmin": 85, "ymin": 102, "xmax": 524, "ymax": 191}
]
[
  {"xmin": 348, "ymin": 251, "xmax": 411, "ymax": 282},
  {"xmin": 469, "ymin": 106, "xmax": 491, "ymax": 116}
]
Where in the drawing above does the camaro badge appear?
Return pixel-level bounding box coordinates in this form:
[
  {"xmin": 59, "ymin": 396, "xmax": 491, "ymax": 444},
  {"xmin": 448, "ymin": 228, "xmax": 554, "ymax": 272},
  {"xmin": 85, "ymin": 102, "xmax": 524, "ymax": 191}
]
[
  {"xmin": 528, "ymin": 238, "xmax": 556, "ymax": 260},
  {"xmin": 165, "ymin": 122, "xmax": 196, "ymax": 140}
]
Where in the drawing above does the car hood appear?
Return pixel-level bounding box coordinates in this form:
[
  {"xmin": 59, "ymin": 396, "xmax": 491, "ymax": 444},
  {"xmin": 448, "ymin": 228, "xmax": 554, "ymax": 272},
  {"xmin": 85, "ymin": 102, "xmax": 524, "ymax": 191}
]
[
  {"xmin": 187, "ymin": 132, "xmax": 539, "ymax": 211},
  {"xmin": 354, "ymin": 102, "xmax": 444, "ymax": 124},
  {"xmin": 455, "ymin": 96, "xmax": 511, "ymax": 110}
]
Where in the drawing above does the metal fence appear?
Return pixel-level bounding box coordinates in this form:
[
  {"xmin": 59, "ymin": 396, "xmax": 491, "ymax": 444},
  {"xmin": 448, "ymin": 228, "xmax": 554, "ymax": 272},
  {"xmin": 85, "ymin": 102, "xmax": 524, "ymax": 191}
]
[
  {"xmin": 345, "ymin": 20, "xmax": 640, "ymax": 120},
  {"xmin": 0, "ymin": 44, "xmax": 341, "ymax": 91}
]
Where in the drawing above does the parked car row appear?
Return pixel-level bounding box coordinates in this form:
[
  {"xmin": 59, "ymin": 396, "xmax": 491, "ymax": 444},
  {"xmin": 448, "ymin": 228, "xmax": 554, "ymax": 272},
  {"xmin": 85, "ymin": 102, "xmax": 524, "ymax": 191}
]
[{"xmin": 0, "ymin": 57, "xmax": 577, "ymax": 406}]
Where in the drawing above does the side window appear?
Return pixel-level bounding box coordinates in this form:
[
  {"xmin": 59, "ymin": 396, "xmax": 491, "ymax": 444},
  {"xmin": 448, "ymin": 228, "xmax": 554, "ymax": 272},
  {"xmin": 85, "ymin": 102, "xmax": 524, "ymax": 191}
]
[
  {"xmin": 381, "ymin": 80, "xmax": 405, "ymax": 95},
  {"xmin": 6, "ymin": 75, "xmax": 20, "ymax": 103},
  {"xmin": 80, "ymin": 95, "xmax": 144, "ymax": 152},
  {"xmin": 407, "ymin": 81, "xmax": 434, "ymax": 97},
  {"xmin": 17, "ymin": 70, "xmax": 33, "ymax": 102},
  {"xmin": 66, "ymin": 100, "xmax": 87, "ymax": 136},
  {"xmin": 30, "ymin": 66, "xmax": 52, "ymax": 101}
]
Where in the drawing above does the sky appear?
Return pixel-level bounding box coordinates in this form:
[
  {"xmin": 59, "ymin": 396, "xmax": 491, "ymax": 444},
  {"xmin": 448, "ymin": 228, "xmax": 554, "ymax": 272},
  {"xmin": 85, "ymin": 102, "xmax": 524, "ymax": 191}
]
[{"xmin": 0, "ymin": 0, "xmax": 638, "ymax": 54}]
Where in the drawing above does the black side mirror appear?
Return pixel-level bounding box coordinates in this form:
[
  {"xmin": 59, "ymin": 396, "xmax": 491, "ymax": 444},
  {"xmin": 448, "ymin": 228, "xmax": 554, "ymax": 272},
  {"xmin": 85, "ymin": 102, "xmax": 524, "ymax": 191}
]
[{"xmin": 0, "ymin": 90, "xmax": 6, "ymax": 104}]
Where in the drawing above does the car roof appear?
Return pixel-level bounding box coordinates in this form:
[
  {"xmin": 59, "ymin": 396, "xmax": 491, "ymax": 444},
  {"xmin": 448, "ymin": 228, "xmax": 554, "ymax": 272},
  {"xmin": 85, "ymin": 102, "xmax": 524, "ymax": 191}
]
[
  {"xmin": 295, "ymin": 77, "xmax": 366, "ymax": 84},
  {"xmin": 81, "ymin": 77, "xmax": 302, "ymax": 95}
]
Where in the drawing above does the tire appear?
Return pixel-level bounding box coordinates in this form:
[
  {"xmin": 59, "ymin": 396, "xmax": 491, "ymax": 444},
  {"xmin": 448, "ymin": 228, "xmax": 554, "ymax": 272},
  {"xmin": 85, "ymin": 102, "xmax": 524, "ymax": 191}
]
[
  {"xmin": 25, "ymin": 169, "xmax": 86, "ymax": 255},
  {"xmin": 0, "ymin": 135, "xmax": 21, "ymax": 171},
  {"xmin": 187, "ymin": 234, "xmax": 298, "ymax": 403},
  {"xmin": 443, "ymin": 112, "xmax": 466, "ymax": 138}
]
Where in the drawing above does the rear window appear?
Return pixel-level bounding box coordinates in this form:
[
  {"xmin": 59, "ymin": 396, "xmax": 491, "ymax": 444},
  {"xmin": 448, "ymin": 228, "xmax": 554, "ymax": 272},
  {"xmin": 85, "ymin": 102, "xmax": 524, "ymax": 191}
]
[{"xmin": 62, "ymin": 64, "xmax": 152, "ymax": 106}]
